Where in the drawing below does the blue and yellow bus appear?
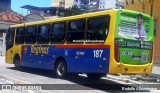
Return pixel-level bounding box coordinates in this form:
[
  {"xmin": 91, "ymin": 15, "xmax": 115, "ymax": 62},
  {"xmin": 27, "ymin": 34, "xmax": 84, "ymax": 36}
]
[{"xmin": 6, "ymin": 9, "xmax": 154, "ymax": 79}]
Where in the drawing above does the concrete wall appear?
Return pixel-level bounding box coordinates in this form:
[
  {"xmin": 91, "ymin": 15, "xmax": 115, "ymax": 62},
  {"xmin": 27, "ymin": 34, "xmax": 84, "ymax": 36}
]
[
  {"xmin": 0, "ymin": 33, "xmax": 6, "ymax": 56},
  {"xmin": 65, "ymin": 0, "xmax": 74, "ymax": 8}
]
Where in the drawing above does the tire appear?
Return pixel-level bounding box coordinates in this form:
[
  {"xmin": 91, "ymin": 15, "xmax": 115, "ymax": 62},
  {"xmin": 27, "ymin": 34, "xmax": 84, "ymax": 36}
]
[
  {"xmin": 87, "ymin": 73, "xmax": 105, "ymax": 80},
  {"xmin": 13, "ymin": 56, "xmax": 21, "ymax": 69},
  {"xmin": 55, "ymin": 60, "xmax": 67, "ymax": 78}
]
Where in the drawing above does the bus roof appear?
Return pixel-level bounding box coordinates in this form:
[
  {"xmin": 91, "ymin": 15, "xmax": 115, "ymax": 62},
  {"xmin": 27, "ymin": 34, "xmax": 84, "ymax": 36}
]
[
  {"xmin": 10, "ymin": 9, "xmax": 152, "ymax": 28},
  {"xmin": 10, "ymin": 9, "xmax": 116, "ymax": 28}
]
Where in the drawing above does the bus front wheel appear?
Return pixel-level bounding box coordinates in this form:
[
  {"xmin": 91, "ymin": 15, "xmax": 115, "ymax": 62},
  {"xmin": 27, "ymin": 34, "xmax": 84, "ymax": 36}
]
[{"xmin": 55, "ymin": 60, "xmax": 67, "ymax": 78}]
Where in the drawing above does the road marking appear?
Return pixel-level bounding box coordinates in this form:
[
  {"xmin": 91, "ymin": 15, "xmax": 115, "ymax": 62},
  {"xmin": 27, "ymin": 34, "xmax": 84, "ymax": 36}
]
[
  {"xmin": 0, "ymin": 77, "xmax": 36, "ymax": 93},
  {"xmin": 5, "ymin": 80, "xmax": 14, "ymax": 84},
  {"xmin": 25, "ymin": 90, "xmax": 36, "ymax": 93}
]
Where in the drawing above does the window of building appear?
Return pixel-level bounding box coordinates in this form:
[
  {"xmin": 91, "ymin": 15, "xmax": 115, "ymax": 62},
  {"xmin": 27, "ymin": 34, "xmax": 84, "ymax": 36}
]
[
  {"xmin": 38, "ymin": 24, "xmax": 50, "ymax": 43},
  {"xmin": 16, "ymin": 27, "xmax": 25, "ymax": 44},
  {"xmin": 51, "ymin": 22, "xmax": 66, "ymax": 43},
  {"xmin": 26, "ymin": 26, "xmax": 37, "ymax": 43},
  {"xmin": 87, "ymin": 15, "xmax": 110, "ymax": 43},
  {"xmin": 67, "ymin": 19, "xmax": 86, "ymax": 43}
]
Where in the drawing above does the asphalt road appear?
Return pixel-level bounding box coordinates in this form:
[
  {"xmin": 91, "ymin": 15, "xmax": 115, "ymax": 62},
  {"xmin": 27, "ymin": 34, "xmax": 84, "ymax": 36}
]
[{"xmin": 0, "ymin": 56, "xmax": 159, "ymax": 93}]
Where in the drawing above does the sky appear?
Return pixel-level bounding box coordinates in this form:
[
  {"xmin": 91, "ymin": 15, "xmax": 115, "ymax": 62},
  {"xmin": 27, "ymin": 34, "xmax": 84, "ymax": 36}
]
[{"xmin": 11, "ymin": 0, "xmax": 51, "ymax": 15}]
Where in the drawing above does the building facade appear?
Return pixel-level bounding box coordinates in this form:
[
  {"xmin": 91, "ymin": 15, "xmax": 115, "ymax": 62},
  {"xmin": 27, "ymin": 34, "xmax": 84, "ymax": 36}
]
[
  {"xmin": 52, "ymin": 0, "xmax": 60, "ymax": 7},
  {"xmin": 74, "ymin": 0, "xmax": 99, "ymax": 11},
  {"xmin": 51, "ymin": 0, "xmax": 74, "ymax": 8},
  {"xmin": 65, "ymin": 0, "xmax": 74, "ymax": 8},
  {"xmin": 74, "ymin": 0, "xmax": 124, "ymax": 11},
  {"xmin": 0, "ymin": 0, "xmax": 23, "ymax": 56},
  {"xmin": 124, "ymin": 0, "xmax": 160, "ymax": 61},
  {"xmin": 0, "ymin": 0, "xmax": 11, "ymax": 11},
  {"xmin": 99, "ymin": 0, "xmax": 116, "ymax": 10}
]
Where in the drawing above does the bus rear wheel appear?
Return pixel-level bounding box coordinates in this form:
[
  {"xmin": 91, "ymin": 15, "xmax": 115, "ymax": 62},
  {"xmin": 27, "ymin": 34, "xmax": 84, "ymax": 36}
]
[
  {"xmin": 55, "ymin": 60, "xmax": 67, "ymax": 78},
  {"xmin": 87, "ymin": 73, "xmax": 105, "ymax": 79},
  {"xmin": 13, "ymin": 56, "xmax": 21, "ymax": 69}
]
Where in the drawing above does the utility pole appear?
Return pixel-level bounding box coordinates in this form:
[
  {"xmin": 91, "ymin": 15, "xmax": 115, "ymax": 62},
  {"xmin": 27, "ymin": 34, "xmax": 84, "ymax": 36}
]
[{"xmin": 150, "ymin": 0, "xmax": 154, "ymax": 16}]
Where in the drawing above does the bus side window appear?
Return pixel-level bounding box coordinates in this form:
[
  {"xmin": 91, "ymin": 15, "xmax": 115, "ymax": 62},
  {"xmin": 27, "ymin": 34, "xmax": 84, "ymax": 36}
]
[
  {"xmin": 51, "ymin": 22, "xmax": 66, "ymax": 43},
  {"xmin": 7, "ymin": 28, "xmax": 15, "ymax": 44},
  {"xmin": 67, "ymin": 19, "xmax": 85, "ymax": 43},
  {"xmin": 16, "ymin": 27, "xmax": 25, "ymax": 44},
  {"xmin": 38, "ymin": 24, "xmax": 50, "ymax": 44},
  {"xmin": 26, "ymin": 26, "xmax": 37, "ymax": 44},
  {"xmin": 87, "ymin": 15, "xmax": 110, "ymax": 42},
  {"xmin": 6, "ymin": 28, "xmax": 15, "ymax": 50}
]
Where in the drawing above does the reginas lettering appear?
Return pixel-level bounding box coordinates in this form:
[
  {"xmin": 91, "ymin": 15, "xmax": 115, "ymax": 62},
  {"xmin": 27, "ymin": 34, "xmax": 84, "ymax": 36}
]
[{"xmin": 31, "ymin": 46, "xmax": 49, "ymax": 55}]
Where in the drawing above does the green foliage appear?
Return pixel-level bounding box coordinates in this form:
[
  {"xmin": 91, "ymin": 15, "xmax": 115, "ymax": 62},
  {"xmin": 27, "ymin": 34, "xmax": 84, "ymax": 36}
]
[{"xmin": 65, "ymin": 5, "xmax": 83, "ymax": 16}]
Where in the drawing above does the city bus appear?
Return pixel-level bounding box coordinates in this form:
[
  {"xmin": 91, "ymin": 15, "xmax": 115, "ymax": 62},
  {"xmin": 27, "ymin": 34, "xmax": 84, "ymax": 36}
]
[{"xmin": 6, "ymin": 9, "xmax": 154, "ymax": 79}]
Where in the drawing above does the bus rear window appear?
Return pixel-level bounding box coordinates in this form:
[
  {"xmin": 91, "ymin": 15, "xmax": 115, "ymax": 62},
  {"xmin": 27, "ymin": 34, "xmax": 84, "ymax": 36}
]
[{"xmin": 87, "ymin": 15, "xmax": 110, "ymax": 43}]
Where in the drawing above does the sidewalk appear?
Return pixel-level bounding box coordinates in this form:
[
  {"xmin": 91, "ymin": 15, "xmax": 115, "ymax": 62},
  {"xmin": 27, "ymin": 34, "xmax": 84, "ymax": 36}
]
[
  {"xmin": 153, "ymin": 61, "xmax": 160, "ymax": 67},
  {"xmin": 0, "ymin": 56, "xmax": 5, "ymax": 63},
  {"xmin": 0, "ymin": 76, "xmax": 14, "ymax": 84},
  {"xmin": 0, "ymin": 76, "xmax": 22, "ymax": 93},
  {"xmin": 149, "ymin": 62, "xmax": 160, "ymax": 78},
  {"xmin": 152, "ymin": 61, "xmax": 160, "ymax": 74},
  {"xmin": 0, "ymin": 56, "xmax": 5, "ymax": 61}
]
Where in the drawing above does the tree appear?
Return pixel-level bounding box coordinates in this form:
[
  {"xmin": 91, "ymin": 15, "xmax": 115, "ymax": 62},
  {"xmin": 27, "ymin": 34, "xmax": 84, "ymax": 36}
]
[
  {"xmin": 126, "ymin": 0, "xmax": 155, "ymax": 16},
  {"xmin": 70, "ymin": 5, "xmax": 82, "ymax": 14},
  {"xmin": 57, "ymin": 5, "xmax": 83, "ymax": 17}
]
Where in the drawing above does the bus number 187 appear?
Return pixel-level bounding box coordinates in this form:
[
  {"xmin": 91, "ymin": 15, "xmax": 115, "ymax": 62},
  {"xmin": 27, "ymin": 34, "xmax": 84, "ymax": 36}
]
[{"xmin": 93, "ymin": 50, "xmax": 103, "ymax": 58}]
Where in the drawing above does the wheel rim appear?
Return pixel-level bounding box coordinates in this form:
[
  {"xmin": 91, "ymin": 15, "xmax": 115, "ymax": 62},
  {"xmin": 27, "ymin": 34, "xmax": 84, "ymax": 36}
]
[
  {"xmin": 57, "ymin": 62, "xmax": 65, "ymax": 76},
  {"xmin": 15, "ymin": 59, "xmax": 20, "ymax": 67}
]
